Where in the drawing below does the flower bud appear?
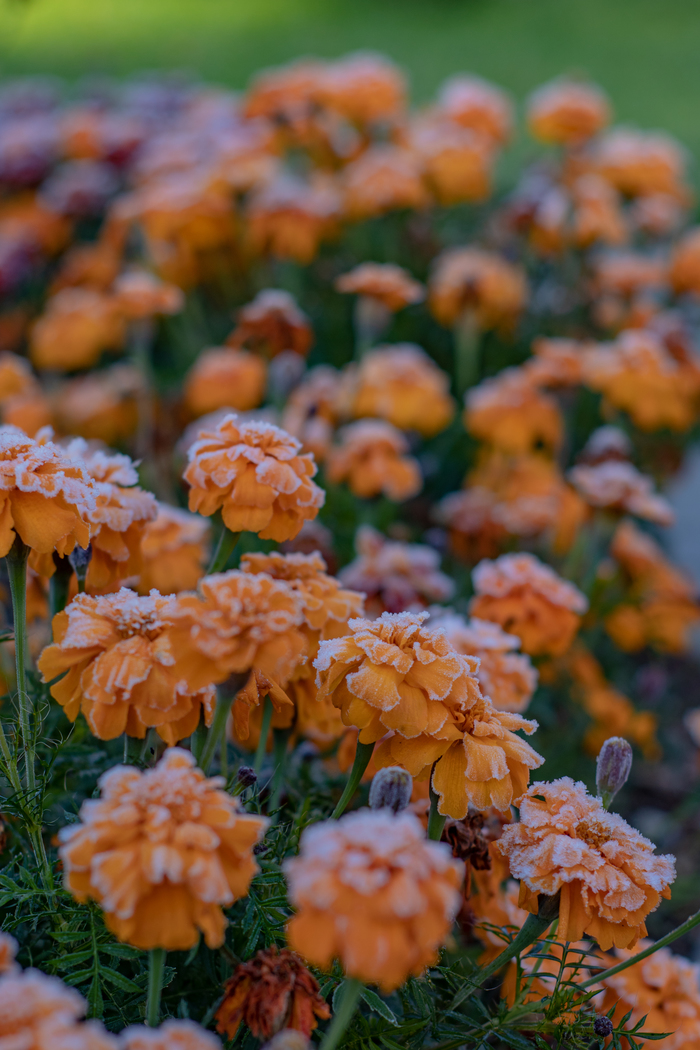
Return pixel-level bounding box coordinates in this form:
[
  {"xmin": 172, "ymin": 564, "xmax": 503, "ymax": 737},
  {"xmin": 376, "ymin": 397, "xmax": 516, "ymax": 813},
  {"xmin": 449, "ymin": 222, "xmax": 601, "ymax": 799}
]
[
  {"xmin": 368, "ymin": 766, "xmax": 413, "ymax": 813},
  {"xmin": 596, "ymin": 736, "xmax": 633, "ymax": 808},
  {"xmin": 237, "ymin": 765, "xmax": 257, "ymax": 789},
  {"xmin": 594, "ymin": 1015, "xmax": 614, "ymax": 1037},
  {"xmin": 262, "ymin": 1032, "xmax": 311, "ymax": 1050},
  {"xmin": 69, "ymin": 542, "xmax": 92, "ymax": 590}
]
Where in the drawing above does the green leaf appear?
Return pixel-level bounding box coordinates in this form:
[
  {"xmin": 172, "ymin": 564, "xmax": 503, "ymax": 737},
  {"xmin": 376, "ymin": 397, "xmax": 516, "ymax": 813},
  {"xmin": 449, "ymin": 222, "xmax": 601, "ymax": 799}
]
[
  {"xmin": 99, "ymin": 966, "xmax": 144, "ymax": 994},
  {"xmin": 500, "ymin": 1028, "xmax": 535, "ymax": 1050},
  {"xmin": 361, "ymin": 987, "xmax": 398, "ymax": 1026}
]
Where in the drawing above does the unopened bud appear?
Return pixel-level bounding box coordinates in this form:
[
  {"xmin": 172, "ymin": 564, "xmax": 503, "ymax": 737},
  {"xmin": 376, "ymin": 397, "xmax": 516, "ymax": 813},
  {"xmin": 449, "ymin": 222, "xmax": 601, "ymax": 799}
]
[
  {"xmin": 368, "ymin": 766, "xmax": 412, "ymax": 813},
  {"xmin": 69, "ymin": 543, "xmax": 92, "ymax": 592},
  {"xmin": 596, "ymin": 737, "xmax": 633, "ymax": 809},
  {"xmin": 594, "ymin": 1015, "xmax": 614, "ymax": 1037},
  {"xmin": 262, "ymin": 1031, "xmax": 311, "ymax": 1050},
  {"xmin": 237, "ymin": 765, "xmax": 257, "ymax": 789}
]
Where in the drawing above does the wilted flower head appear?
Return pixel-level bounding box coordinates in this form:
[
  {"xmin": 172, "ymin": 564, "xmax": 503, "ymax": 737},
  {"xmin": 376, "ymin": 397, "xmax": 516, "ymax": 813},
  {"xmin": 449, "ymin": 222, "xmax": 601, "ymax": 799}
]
[
  {"xmin": 470, "ymin": 552, "xmax": 588, "ymax": 656},
  {"xmin": 495, "ymin": 777, "xmax": 676, "ymax": 949},
  {"xmin": 184, "ymin": 347, "xmax": 267, "ymax": 418},
  {"xmin": 429, "ymin": 247, "xmax": 527, "ymax": 330},
  {"xmin": 326, "ymin": 419, "xmax": 422, "ymax": 502},
  {"xmin": 285, "ymin": 808, "xmax": 463, "ymax": 991},
  {"xmin": 184, "ymin": 413, "xmax": 325, "ymax": 542},
  {"xmin": 336, "ymin": 263, "xmax": 424, "ymax": 312},
  {"xmin": 215, "ymin": 947, "xmax": 330, "ymax": 1041},
  {"xmin": 138, "ymin": 502, "xmax": 209, "ymax": 595},
  {"xmin": 227, "ymin": 289, "xmax": 313, "ymax": 360},
  {"xmin": 527, "ymin": 79, "xmax": 610, "ymax": 146},
  {"xmin": 465, "ymin": 368, "xmax": 563, "ymax": 454},
  {"xmin": 30, "ymin": 288, "xmax": 125, "ymax": 371},
  {"xmin": 121, "ymin": 1019, "xmax": 221, "ymax": 1050},
  {"xmin": 569, "ymin": 459, "xmax": 674, "ymax": 525},
  {"xmin": 437, "ymin": 75, "xmax": 513, "ymax": 144},
  {"xmin": 342, "ymin": 145, "xmax": 428, "ymax": 221},
  {"xmin": 347, "ymin": 343, "xmax": 455, "ymax": 437},
  {"xmin": 59, "ymin": 748, "xmax": 268, "ymax": 950}
]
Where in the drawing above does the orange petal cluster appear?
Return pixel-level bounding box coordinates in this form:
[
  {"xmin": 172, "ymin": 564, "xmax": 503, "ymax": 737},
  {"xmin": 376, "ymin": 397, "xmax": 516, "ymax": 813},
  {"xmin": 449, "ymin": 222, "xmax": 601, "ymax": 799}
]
[
  {"xmin": 285, "ymin": 808, "xmax": 463, "ymax": 992},
  {"xmin": 227, "ymin": 289, "xmax": 313, "ymax": 360},
  {"xmin": 59, "ymin": 748, "xmax": 268, "ymax": 950},
  {"xmin": 346, "ymin": 343, "xmax": 454, "ymax": 437},
  {"xmin": 0, "ymin": 964, "xmax": 116, "ymax": 1050},
  {"xmin": 184, "ymin": 348, "xmax": 267, "ymax": 419},
  {"xmin": 527, "ymin": 79, "xmax": 610, "ymax": 147},
  {"xmin": 429, "ymin": 247, "xmax": 527, "ymax": 330},
  {"xmin": 281, "ymin": 366, "xmax": 342, "ymax": 461},
  {"xmin": 495, "ymin": 777, "xmax": 676, "ymax": 950},
  {"xmin": 53, "ymin": 365, "xmax": 143, "ymax": 445},
  {"xmin": 30, "ymin": 287, "xmax": 125, "ymax": 371},
  {"xmin": 138, "ymin": 502, "xmax": 210, "ymax": 595},
  {"xmin": 342, "ymin": 145, "xmax": 428, "ymax": 221},
  {"xmin": 120, "ymin": 1020, "xmax": 221, "ymax": 1050},
  {"xmin": 335, "ymin": 263, "xmax": 424, "ymax": 312},
  {"xmin": 326, "ymin": 418, "xmax": 422, "ymax": 501},
  {"xmin": 465, "ymin": 369, "xmax": 563, "ymax": 455},
  {"xmin": 569, "ymin": 460, "xmax": 674, "ymax": 525}
]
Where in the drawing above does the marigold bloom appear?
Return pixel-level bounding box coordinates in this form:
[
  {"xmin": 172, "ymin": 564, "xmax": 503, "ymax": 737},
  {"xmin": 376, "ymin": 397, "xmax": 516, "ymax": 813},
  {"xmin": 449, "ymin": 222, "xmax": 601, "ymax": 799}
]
[
  {"xmin": 346, "ymin": 343, "xmax": 454, "ymax": 437},
  {"xmin": 30, "ymin": 288, "xmax": 125, "ymax": 371},
  {"xmin": 216, "ymin": 947, "xmax": 330, "ymax": 1041},
  {"xmin": 120, "ymin": 1020, "xmax": 221, "ymax": 1050},
  {"xmin": 410, "ymin": 117, "xmax": 495, "ymax": 205},
  {"xmin": 599, "ymin": 942, "xmax": 700, "ymax": 1050},
  {"xmin": 429, "ymin": 247, "xmax": 527, "ymax": 330},
  {"xmin": 38, "ymin": 588, "xmax": 215, "ymax": 742},
  {"xmin": 339, "ymin": 525, "xmax": 454, "ymax": 617},
  {"xmin": 342, "ymin": 145, "xmax": 428, "ymax": 221},
  {"xmin": 465, "ymin": 368, "xmax": 563, "ymax": 454},
  {"xmin": 470, "ymin": 553, "xmax": 588, "ymax": 657},
  {"xmin": 285, "ymin": 808, "xmax": 462, "ymax": 991},
  {"xmin": 326, "ymin": 419, "xmax": 422, "ymax": 502},
  {"xmin": 227, "ymin": 290, "xmax": 313, "ymax": 360},
  {"xmin": 527, "ymin": 79, "xmax": 610, "ymax": 147},
  {"xmin": 281, "ymin": 366, "xmax": 342, "ymax": 461},
  {"xmin": 138, "ymin": 503, "xmax": 209, "ymax": 595},
  {"xmin": 569, "ymin": 461, "xmax": 674, "ymax": 526},
  {"xmin": 319, "ymin": 52, "xmax": 406, "ymax": 126},
  {"xmin": 246, "ymin": 175, "xmax": 340, "ymax": 265},
  {"xmin": 336, "ymin": 263, "xmax": 424, "ymax": 313},
  {"xmin": 184, "ymin": 414, "xmax": 324, "ymax": 541},
  {"xmin": 595, "ymin": 128, "xmax": 689, "ymax": 200},
  {"xmin": 437, "ymin": 75, "xmax": 513, "ymax": 145},
  {"xmin": 0, "ymin": 351, "xmax": 36, "ymax": 402},
  {"xmin": 184, "ymin": 348, "xmax": 267, "ymax": 418},
  {"xmin": 669, "ymin": 226, "xmax": 700, "ymax": 297},
  {"xmin": 0, "ymin": 425, "xmax": 94, "ymax": 565},
  {"xmin": 53, "ymin": 365, "xmax": 143, "ymax": 445},
  {"xmin": 0, "ymin": 967, "xmax": 116, "ymax": 1050},
  {"xmin": 59, "ymin": 748, "xmax": 268, "ymax": 950},
  {"xmin": 495, "ymin": 777, "xmax": 676, "ymax": 950},
  {"xmin": 112, "ymin": 269, "xmax": 184, "ymax": 320}
]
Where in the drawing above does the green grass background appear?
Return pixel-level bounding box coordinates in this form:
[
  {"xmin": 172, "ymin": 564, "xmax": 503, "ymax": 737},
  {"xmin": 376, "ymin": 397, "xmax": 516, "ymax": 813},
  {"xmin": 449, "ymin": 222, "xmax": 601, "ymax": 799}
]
[{"xmin": 1, "ymin": 0, "xmax": 700, "ymax": 160}]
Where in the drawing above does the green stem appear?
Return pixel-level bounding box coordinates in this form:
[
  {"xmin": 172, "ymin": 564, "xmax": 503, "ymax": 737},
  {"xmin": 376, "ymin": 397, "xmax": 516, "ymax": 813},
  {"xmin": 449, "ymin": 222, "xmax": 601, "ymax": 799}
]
[
  {"xmin": 428, "ymin": 770, "xmax": 447, "ymax": 841},
  {"xmin": 253, "ymin": 695, "xmax": 273, "ymax": 774},
  {"xmin": 6, "ymin": 538, "xmax": 33, "ymax": 794},
  {"xmin": 49, "ymin": 554, "xmax": 73, "ymax": 620},
  {"xmin": 332, "ymin": 740, "xmax": 374, "ymax": 819},
  {"xmin": 269, "ymin": 727, "xmax": 290, "ymax": 812},
  {"xmin": 454, "ymin": 309, "xmax": 480, "ymax": 397},
  {"xmin": 199, "ymin": 688, "xmax": 233, "ymax": 774},
  {"xmin": 580, "ymin": 906, "xmax": 700, "ymax": 990},
  {"xmin": 207, "ymin": 527, "xmax": 240, "ymax": 575},
  {"xmin": 320, "ymin": 977, "xmax": 364, "ymax": 1050},
  {"xmin": 146, "ymin": 947, "xmax": 166, "ymax": 1026}
]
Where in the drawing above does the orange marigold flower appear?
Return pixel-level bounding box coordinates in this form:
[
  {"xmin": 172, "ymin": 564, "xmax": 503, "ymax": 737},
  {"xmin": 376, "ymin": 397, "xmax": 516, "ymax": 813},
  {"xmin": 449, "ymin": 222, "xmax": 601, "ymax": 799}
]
[
  {"xmin": 410, "ymin": 116, "xmax": 495, "ymax": 205},
  {"xmin": 599, "ymin": 941, "xmax": 700, "ymax": 1050},
  {"xmin": 285, "ymin": 808, "xmax": 463, "ymax": 991},
  {"xmin": 215, "ymin": 946, "xmax": 330, "ymax": 1041},
  {"xmin": 227, "ymin": 290, "xmax": 313, "ymax": 360},
  {"xmin": 429, "ymin": 611, "xmax": 538, "ymax": 714},
  {"xmin": 470, "ymin": 552, "xmax": 588, "ymax": 657},
  {"xmin": 595, "ymin": 128, "xmax": 690, "ymax": 201},
  {"xmin": 429, "ymin": 247, "xmax": 527, "ymax": 331},
  {"xmin": 526, "ymin": 338, "xmax": 591, "ymax": 388},
  {"xmin": 184, "ymin": 347, "xmax": 267, "ymax": 418},
  {"xmin": 318, "ymin": 52, "xmax": 406, "ymax": 127},
  {"xmin": 112, "ymin": 269, "xmax": 184, "ymax": 320},
  {"xmin": 38, "ymin": 588, "xmax": 214, "ymax": 743},
  {"xmin": 53, "ymin": 365, "xmax": 143, "ymax": 446},
  {"xmin": 669, "ymin": 226, "xmax": 700, "ymax": 297},
  {"xmin": 326, "ymin": 419, "xmax": 422, "ymax": 502},
  {"xmin": 59, "ymin": 748, "xmax": 268, "ymax": 950},
  {"xmin": 495, "ymin": 777, "xmax": 676, "ymax": 950},
  {"xmin": 465, "ymin": 368, "xmax": 563, "ymax": 455},
  {"xmin": 120, "ymin": 1020, "xmax": 221, "ymax": 1050},
  {"xmin": 0, "ymin": 424, "xmax": 94, "ymax": 564},
  {"xmin": 0, "ymin": 351, "xmax": 36, "ymax": 402},
  {"xmin": 138, "ymin": 502, "xmax": 210, "ymax": 595},
  {"xmin": 569, "ymin": 460, "xmax": 674, "ymax": 526},
  {"xmin": 0, "ymin": 966, "xmax": 116, "ymax": 1050},
  {"xmin": 335, "ymin": 263, "xmax": 424, "ymax": 313},
  {"xmin": 281, "ymin": 366, "xmax": 342, "ymax": 461},
  {"xmin": 437, "ymin": 75, "xmax": 513, "ymax": 145},
  {"xmin": 30, "ymin": 288, "xmax": 125, "ymax": 371},
  {"xmin": 346, "ymin": 343, "xmax": 454, "ymax": 437},
  {"xmin": 184, "ymin": 414, "xmax": 324, "ymax": 542},
  {"xmin": 0, "ymin": 931, "xmax": 17, "ymax": 974},
  {"xmin": 339, "ymin": 524, "xmax": 454, "ymax": 618},
  {"xmin": 527, "ymin": 79, "xmax": 610, "ymax": 147},
  {"xmin": 1, "ymin": 388, "xmax": 52, "ymax": 438},
  {"xmin": 246, "ymin": 174, "xmax": 340, "ymax": 265},
  {"xmin": 342, "ymin": 145, "xmax": 428, "ymax": 221}
]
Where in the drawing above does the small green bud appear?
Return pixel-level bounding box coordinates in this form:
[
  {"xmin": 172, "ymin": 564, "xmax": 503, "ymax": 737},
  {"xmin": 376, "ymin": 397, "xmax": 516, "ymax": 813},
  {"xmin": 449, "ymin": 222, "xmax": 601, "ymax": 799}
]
[
  {"xmin": 596, "ymin": 736, "xmax": 633, "ymax": 809},
  {"xmin": 368, "ymin": 766, "xmax": 413, "ymax": 813}
]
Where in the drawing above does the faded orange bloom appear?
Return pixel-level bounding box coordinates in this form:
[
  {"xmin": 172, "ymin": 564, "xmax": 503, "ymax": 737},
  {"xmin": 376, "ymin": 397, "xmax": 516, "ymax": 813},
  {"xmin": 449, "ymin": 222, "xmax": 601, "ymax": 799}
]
[
  {"xmin": 112, "ymin": 269, "xmax": 184, "ymax": 320},
  {"xmin": 527, "ymin": 79, "xmax": 610, "ymax": 147},
  {"xmin": 569, "ymin": 460, "xmax": 674, "ymax": 525},
  {"xmin": 496, "ymin": 777, "xmax": 676, "ymax": 950},
  {"xmin": 526, "ymin": 337, "xmax": 591, "ymax": 388},
  {"xmin": 51, "ymin": 241, "xmax": 122, "ymax": 294},
  {"xmin": 138, "ymin": 503, "xmax": 210, "ymax": 595},
  {"xmin": 184, "ymin": 414, "xmax": 325, "ymax": 541},
  {"xmin": 470, "ymin": 553, "xmax": 588, "ymax": 657},
  {"xmin": 120, "ymin": 1020, "xmax": 220, "ymax": 1050},
  {"xmin": 346, "ymin": 343, "xmax": 454, "ymax": 437},
  {"xmin": 569, "ymin": 174, "xmax": 627, "ymax": 250},
  {"xmin": 430, "ymin": 611, "xmax": 538, "ymax": 714},
  {"xmin": 429, "ymin": 247, "xmax": 527, "ymax": 331},
  {"xmin": 318, "ymin": 52, "xmax": 406, "ymax": 127},
  {"xmin": 227, "ymin": 290, "xmax": 313, "ymax": 360},
  {"xmin": 30, "ymin": 288, "xmax": 125, "ymax": 371},
  {"xmin": 285, "ymin": 808, "xmax": 462, "ymax": 992},
  {"xmin": 215, "ymin": 947, "xmax": 330, "ymax": 1041},
  {"xmin": 281, "ymin": 366, "xmax": 342, "ymax": 461},
  {"xmin": 342, "ymin": 145, "xmax": 428, "ymax": 221},
  {"xmin": 437, "ymin": 75, "xmax": 513, "ymax": 145},
  {"xmin": 583, "ymin": 329, "xmax": 700, "ymax": 432},
  {"xmin": 591, "ymin": 251, "xmax": 666, "ymax": 332},
  {"xmin": 599, "ymin": 943, "xmax": 700, "ymax": 1050},
  {"xmin": 0, "ymin": 965, "xmax": 116, "ymax": 1050},
  {"xmin": 465, "ymin": 368, "xmax": 563, "ymax": 454},
  {"xmin": 59, "ymin": 748, "xmax": 268, "ymax": 950},
  {"xmin": 1, "ymin": 388, "xmax": 52, "ymax": 438},
  {"xmin": 53, "ymin": 365, "xmax": 143, "ymax": 445},
  {"xmin": 410, "ymin": 116, "xmax": 495, "ymax": 205},
  {"xmin": 326, "ymin": 419, "xmax": 422, "ymax": 502},
  {"xmin": 669, "ymin": 226, "xmax": 700, "ymax": 297},
  {"xmin": 0, "ymin": 352, "xmax": 36, "ymax": 402},
  {"xmin": 246, "ymin": 174, "xmax": 340, "ymax": 265},
  {"xmin": 336, "ymin": 263, "xmax": 424, "ymax": 312},
  {"xmin": 595, "ymin": 128, "xmax": 690, "ymax": 201},
  {"xmin": 38, "ymin": 588, "xmax": 214, "ymax": 743},
  {"xmin": 184, "ymin": 348, "xmax": 267, "ymax": 418},
  {"xmin": 0, "ymin": 425, "xmax": 94, "ymax": 566}
]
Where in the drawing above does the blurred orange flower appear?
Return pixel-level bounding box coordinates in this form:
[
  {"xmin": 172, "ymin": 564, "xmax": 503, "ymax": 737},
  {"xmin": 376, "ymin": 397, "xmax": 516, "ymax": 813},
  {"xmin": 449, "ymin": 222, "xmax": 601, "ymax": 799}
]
[
  {"xmin": 669, "ymin": 225, "xmax": 700, "ymax": 297},
  {"xmin": 184, "ymin": 348, "xmax": 266, "ymax": 418},
  {"xmin": 227, "ymin": 290, "xmax": 313, "ymax": 360},
  {"xmin": 0, "ymin": 964, "xmax": 115, "ymax": 1050},
  {"xmin": 326, "ymin": 418, "xmax": 422, "ymax": 502},
  {"xmin": 429, "ymin": 247, "xmax": 527, "ymax": 331},
  {"xmin": 53, "ymin": 365, "xmax": 143, "ymax": 445},
  {"xmin": 138, "ymin": 502, "xmax": 210, "ymax": 595},
  {"xmin": 569, "ymin": 460, "xmax": 674, "ymax": 525},
  {"xmin": 465, "ymin": 368, "xmax": 563, "ymax": 454},
  {"xmin": 410, "ymin": 117, "xmax": 495, "ymax": 205},
  {"xmin": 246, "ymin": 174, "xmax": 340, "ymax": 265},
  {"xmin": 30, "ymin": 288, "xmax": 125, "ymax": 372},
  {"xmin": 527, "ymin": 79, "xmax": 610, "ymax": 147},
  {"xmin": 318, "ymin": 52, "xmax": 406, "ymax": 127},
  {"xmin": 59, "ymin": 748, "xmax": 268, "ymax": 949},
  {"xmin": 112, "ymin": 269, "xmax": 184, "ymax": 320},
  {"xmin": 595, "ymin": 128, "xmax": 690, "ymax": 201},
  {"xmin": 120, "ymin": 1020, "xmax": 220, "ymax": 1050},
  {"xmin": 342, "ymin": 145, "xmax": 428, "ymax": 220},
  {"xmin": 281, "ymin": 365, "xmax": 342, "ymax": 461},
  {"xmin": 347, "ymin": 343, "xmax": 454, "ymax": 437},
  {"xmin": 437, "ymin": 75, "xmax": 513, "ymax": 145},
  {"xmin": 335, "ymin": 263, "xmax": 424, "ymax": 312}
]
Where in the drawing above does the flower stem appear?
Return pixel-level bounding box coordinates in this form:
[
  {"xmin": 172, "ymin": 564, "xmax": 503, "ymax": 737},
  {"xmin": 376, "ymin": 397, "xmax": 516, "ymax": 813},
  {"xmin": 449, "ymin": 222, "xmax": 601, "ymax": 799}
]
[
  {"xmin": 269, "ymin": 726, "xmax": 290, "ymax": 812},
  {"xmin": 207, "ymin": 527, "xmax": 240, "ymax": 575},
  {"xmin": 332, "ymin": 740, "xmax": 374, "ymax": 819},
  {"xmin": 49, "ymin": 554, "xmax": 73, "ymax": 620},
  {"xmin": 199, "ymin": 691, "xmax": 230, "ymax": 774},
  {"xmin": 454, "ymin": 308, "xmax": 480, "ymax": 397},
  {"xmin": 579, "ymin": 905, "xmax": 700, "ymax": 990},
  {"xmin": 320, "ymin": 977, "xmax": 364, "ymax": 1050},
  {"xmin": 6, "ymin": 537, "xmax": 33, "ymax": 793},
  {"xmin": 253, "ymin": 695, "xmax": 273, "ymax": 774},
  {"xmin": 146, "ymin": 947, "xmax": 166, "ymax": 1026},
  {"xmin": 428, "ymin": 771, "xmax": 447, "ymax": 841}
]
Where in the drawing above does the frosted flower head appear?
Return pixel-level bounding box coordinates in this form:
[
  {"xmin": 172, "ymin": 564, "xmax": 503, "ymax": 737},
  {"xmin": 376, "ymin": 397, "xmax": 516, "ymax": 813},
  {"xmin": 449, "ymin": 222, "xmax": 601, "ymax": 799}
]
[
  {"xmin": 326, "ymin": 419, "xmax": 422, "ymax": 502},
  {"xmin": 120, "ymin": 1020, "xmax": 221, "ymax": 1050},
  {"xmin": 465, "ymin": 368, "xmax": 562, "ymax": 455},
  {"xmin": 569, "ymin": 460, "xmax": 674, "ymax": 525},
  {"xmin": 437, "ymin": 75, "xmax": 513, "ymax": 144},
  {"xmin": 428, "ymin": 247, "xmax": 527, "ymax": 330},
  {"xmin": 0, "ymin": 966, "xmax": 117, "ymax": 1050},
  {"xmin": 336, "ymin": 263, "xmax": 424, "ymax": 311},
  {"xmin": 347, "ymin": 343, "xmax": 454, "ymax": 437},
  {"xmin": 138, "ymin": 502, "xmax": 210, "ymax": 595},
  {"xmin": 527, "ymin": 78, "xmax": 610, "ymax": 146}
]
